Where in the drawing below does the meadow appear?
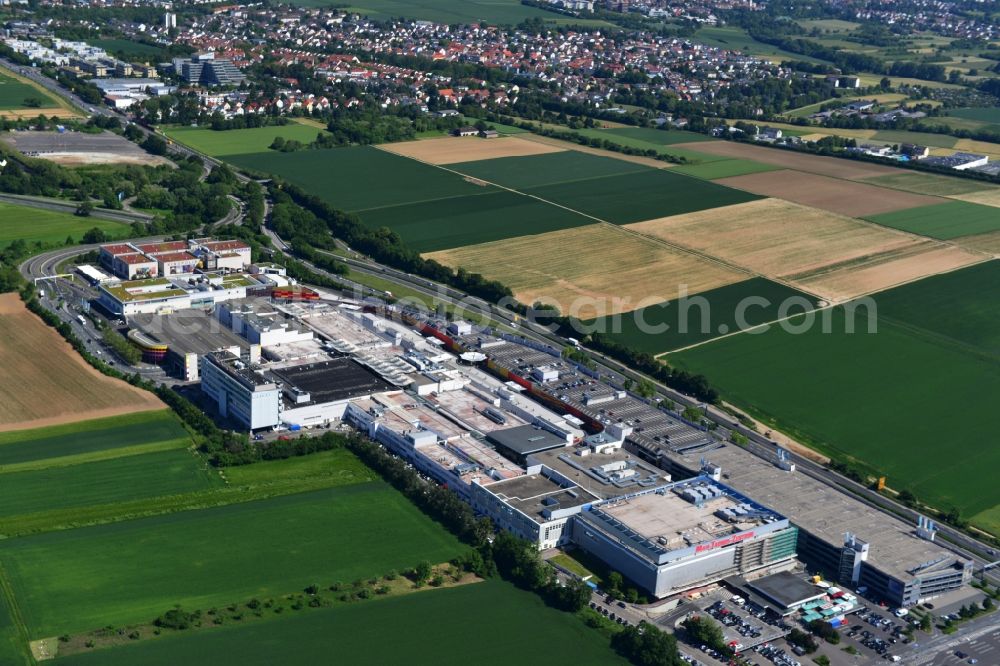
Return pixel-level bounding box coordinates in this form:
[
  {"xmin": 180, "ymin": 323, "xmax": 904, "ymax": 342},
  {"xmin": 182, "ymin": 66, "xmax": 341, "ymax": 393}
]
[
  {"xmin": 590, "ymin": 278, "xmax": 820, "ymax": 355},
  {"xmin": 862, "ymin": 172, "xmax": 995, "ymax": 197},
  {"xmin": 694, "ymin": 26, "xmax": 828, "ymax": 63},
  {"xmin": 524, "ymin": 168, "xmax": 761, "ymax": 224},
  {"xmin": 356, "ymin": 190, "xmax": 593, "ymax": 252},
  {"xmin": 0, "ymin": 202, "xmax": 130, "ymax": 248},
  {"xmin": 0, "ymin": 411, "xmax": 189, "ymax": 467},
  {"xmin": 52, "ymin": 581, "xmax": 627, "ymax": 665},
  {"xmin": 163, "ymin": 124, "xmax": 331, "ymax": 158},
  {"xmin": 226, "ymin": 146, "xmax": 488, "ymax": 211},
  {"xmin": 0, "ymin": 482, "xmax": 463, "ymax": 637},
  {"xmin": 947, "ymin": 107, "xmax": 1000, "ymax": 124},
  {"xmin": 0, "ymin": 68, "xmax": 55, "ymax": 110},
  {"xmin": 0, "ymin": 450, "xmax": 219, "ymax": 520},
  {"xmin": 289, "ymin": 0, "xmax": 591, "ymax": 25},
  {"xmin": 865, "ymin": 200, "xmax": 1000, "ymax": 239},
  {"xmin": 672, "ymin": 261, "xmax": 1000, "ymax": 521}
]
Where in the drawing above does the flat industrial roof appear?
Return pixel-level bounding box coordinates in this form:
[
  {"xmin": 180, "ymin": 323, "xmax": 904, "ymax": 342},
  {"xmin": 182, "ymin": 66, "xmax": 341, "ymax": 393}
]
[
  {"xmin": 270, "ymin": 357, "xmax": 393, "ymax": 405},
  {"xmin": 130, "ymin": 309, "xmax": 249, "ymax": 355},
  {"xmin": 487, "ymin": 424, "xmax": 567, "ymax": 455},
  {"xmin": 748, "ymin": 572, "xmax": 827, "ymax": 609},
  {"xmin": 529, "ymin": 445, "xmax": 670, "ymax": 499},
  {"xmin": 486, "ymin": 472, "xmax": 596, "ymax": 524},
  {"xmin": 667, "ymin": 444, "xmax": 969, "ymax": 582}
]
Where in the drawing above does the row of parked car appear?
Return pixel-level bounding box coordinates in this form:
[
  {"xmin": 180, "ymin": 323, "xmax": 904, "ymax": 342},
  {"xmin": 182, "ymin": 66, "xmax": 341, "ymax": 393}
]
[
  {"xmin": 588, "ymin": 601, "xmax": 631, "ymax": 626},
  {"xmin": 753, "ymin": 643, "xmax": 800, "ymax": 666}
]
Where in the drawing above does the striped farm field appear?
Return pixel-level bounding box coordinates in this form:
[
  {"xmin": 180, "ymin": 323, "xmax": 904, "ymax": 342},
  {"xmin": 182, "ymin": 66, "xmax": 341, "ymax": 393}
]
[
  {"xmin": 425, "ymin": 223, "xmax": 747, "ymax": 319},
  {"xmin": 378, "ymin": 135, "xmax": 564, "ymax": 165},
  {"xmin": 0, "ymin": 482, "xmax": 463, "ymax": 638},
  {"xmin": 865, "ymin": 200, "xmax": 1000, "ymax": 239},
  {"xmin": 0, "ymin": 294, "xmax": 164, "ymax": 431},
  {"xmin": 672, "ymin": 261, "xmax": 1000, "ymax": 523},
  {"xmin": 671, "ymin": 158, "xmax": 781, "ymax": 180},
  {"xmin": 447, "ymin": 150, "xmax": 648, "ymax": 190},
  {"xmin": 860, "ymin": 172, "xmax": 995, "ymax": 197},
  {"xmin": 623, "ymin": 198, "xmax": 978, "ymax": 302}
]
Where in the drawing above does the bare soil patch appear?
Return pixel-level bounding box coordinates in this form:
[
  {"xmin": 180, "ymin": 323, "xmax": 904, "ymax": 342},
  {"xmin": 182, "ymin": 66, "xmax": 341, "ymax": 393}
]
[
  {"xmin": 425, "ymin": 223, "xmax": 746, "ymax": 319},
  {"xmin": 0, "ymin": 108, "xmax": 79, "ymax": 120},
  {"xmin": 671, "ymin": 141, "xmax": 901, "ymax": 179},
  {"xmin": 33, "ymin": 151, "xmax": 169, "ymax": 166},
  {"xmin": 715, "ymin": 169, "xmax": 941, "ymax": 217},
  {"xmin": 378, "ymin": 135, "xmax": 564, "ymax": 165},
  {"xmin": 0, "ymin": 294, "xmax": 164, "ymax": 431},
  {"xmin": 625, "ymin": 198, "xmax": 927, "ymax": 301}
]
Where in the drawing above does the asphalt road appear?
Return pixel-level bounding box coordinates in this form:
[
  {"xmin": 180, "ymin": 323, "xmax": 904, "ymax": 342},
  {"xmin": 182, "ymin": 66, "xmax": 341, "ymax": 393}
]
[{"xmin": 0, "ymin": 191, "xmax": 153, "ymax": 224}]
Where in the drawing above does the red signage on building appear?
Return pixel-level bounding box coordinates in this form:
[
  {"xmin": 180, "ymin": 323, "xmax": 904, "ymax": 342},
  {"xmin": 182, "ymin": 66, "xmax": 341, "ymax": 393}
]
[{"xmin": 695, "ymin": 531, "xmax": 756, "ymax": 553}]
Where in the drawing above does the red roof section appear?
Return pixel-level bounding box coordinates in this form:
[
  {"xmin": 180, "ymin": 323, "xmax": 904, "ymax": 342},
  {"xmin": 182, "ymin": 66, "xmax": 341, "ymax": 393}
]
[
  {"xmin": 202, "ymin": 240, "xmax": 251, "ymax": 252},
  {"xmin": 136, "ymin": 241, "xmax": 189, "ymax": 254},
  {"xmin": 156, "ymin": 251, "xmax": 198, "ymax": 263},
  {"xmin": 118, "ymin": 254, "xmax": 157, "ymax": 265},
  {"xmin": 100, "ymin": 243, "xmax": 136, "ymax": 256}
]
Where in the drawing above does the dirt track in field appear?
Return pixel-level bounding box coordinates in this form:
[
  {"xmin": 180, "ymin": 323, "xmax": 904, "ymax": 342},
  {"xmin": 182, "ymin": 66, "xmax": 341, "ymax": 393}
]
[
  {"xmin": 0, "ymin": 294, "xmax": 164, "ymax": 431},
  {"xmin": 378, "ymin": 135, "xmax": 564, "ymax": 165},
  {"xmin": 426, "ymin": 223, "xmax": 746, "ymax": 319},
  {"xmin": 671, "ymin": 140, "xmax": 902, "ymax": 179},
  {"xmin": 715, "ymin": 170, "xmax": 941, "ymax": 217}
]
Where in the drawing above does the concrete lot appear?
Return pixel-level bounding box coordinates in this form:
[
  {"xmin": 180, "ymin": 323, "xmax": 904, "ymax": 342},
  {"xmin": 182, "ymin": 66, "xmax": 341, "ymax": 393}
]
[{"xmin": 1, "ymin": 129, "xmax": 169, "ymax": 165}]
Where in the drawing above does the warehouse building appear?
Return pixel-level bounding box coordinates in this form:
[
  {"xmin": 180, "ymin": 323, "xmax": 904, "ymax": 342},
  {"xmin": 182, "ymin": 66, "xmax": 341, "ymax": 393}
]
[
  {"xmin": 571, "ymin": 476, "xmax": 798, "ymax": 599},
  {"xmin": 201, "ymin": 351, "xmax": 281, "ymax": 430},
  {"xmin": 472, "ymin": 465, "xmax": 599, "ymax": 549},
  {"xmin": 661, "ymin": 444, "xmax": 973, "ymax": 607},
  {"xmin": 488, "ymin": 424, "xmax": 568, "ymax": 465},
  {"xmin": 129, "ymin": 308, "xmax": 254, "ymax": 380}
]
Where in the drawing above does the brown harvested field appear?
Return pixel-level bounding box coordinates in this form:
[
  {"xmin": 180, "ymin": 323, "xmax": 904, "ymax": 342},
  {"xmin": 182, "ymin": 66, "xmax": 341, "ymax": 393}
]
[
  {"xmin": 671, "ymin": 141, "xmax": 900, "ymax": 179},
  {"xmin": 956, "ymin": 231, "xmax": 1000, "ymax": 256},
  {"xmin": 425, "ymin": 223, "xmax": 747, "ymax": 319},
  {"xmin": 0, "ymin": 294, "xmax": 164, "ymax": 431},
  {"xmin": 624, "ymin": 198, "xmax": 927, "ymax": 301},
  {"xmin": 0, "ymin": 107, "xmax": 79, "ymax": 120},
  {"xmin": 952, "ymin": 138, "xmax": 1000, "ymax": 160},
  {"xmin": 378, "ymin": 136, "xmax": 564, "ymax": 165},
  {"xmin": 518, "ymin": 133, "xmax": 672, "ymax": 169},
  {"xmin": 715, "ymin": 169, "xmax": 941, "ymax": 217},
  {"xmin": 950, "ymin": 188, "xmax": 1000, "ymax": 208},
  {"xmin": 793, "ymin": 243, "xmax": 986, "ymax": 301}
]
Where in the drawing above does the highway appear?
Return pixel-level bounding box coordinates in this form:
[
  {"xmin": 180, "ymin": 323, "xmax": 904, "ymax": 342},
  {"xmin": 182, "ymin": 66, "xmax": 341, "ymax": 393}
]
[{"xmin": 0, "ymin": 192, "xmax": 153, "ymax": 224}]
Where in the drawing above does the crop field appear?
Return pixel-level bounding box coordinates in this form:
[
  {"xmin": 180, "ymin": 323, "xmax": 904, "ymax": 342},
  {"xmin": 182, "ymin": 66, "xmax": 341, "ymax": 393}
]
[
  {"xmin": 600, "ymin": 127, "xmax": 715, "ymax": 146},
  {"xmin": 947, "ymin": 107, "xmax": 1000, "ymax": 124},
  {"xmin": 672, "ymin": 261, "xmax": 1000, "ymax": 521},
  {"xmin": 869, "ymin": 129, "xmax": 959, "ymax": 149},
  {"xmin": 715, "ymin": 169, "xmax": 940, "ymax": 217},
  {"xmin": 0, "ymin": 294, "xmax": 164, "ymax": 431},
  {"xmin": 671, "ymin": 140, "xmax": 899, "ymax": 179},
  {"xmin": 671, "ymin": 158, "xmax": 781, "ymax": 180},
  {"xmin": 163, "ymin": 124, "xmax": 330, "ymax": 158},
  {"xmin": 0, "ymin": 450, "xmax": 219, "ymax": 520},
  {"xmin": 447, "ymin": 150, "xmax": 648, "ymax": 190},
  {"xmin": 951, "ymin": 188, "xmax": 1000, "ymax": 208},
  {"xmin": 861, "ymin": 172, "xmax": 995, "ymax": 197},
  {"xmin": 0, "ymin": 68, "xmax": 56, "ymax": 111},
  {"xmin": 289, "ymin": 0, "xmax": 602, "ymax": 24},
  {"xmin": 525, "ymin": 168, "xmax": 761, "ymax": 224},
  {"xmin": 356, "ymin": 190, "xmax": 593, "ymax": 252},
  {"xmin": 226, "ymin": 146, "xmax": 487, "ymax": 211},
  {"xmin": 624, "ymin": 198, "xmax": 950, "ymax": 302},
  {"xmin": 694, "ymin": 26, "xmax": 827, "ymax": 63},
  {"xmin": 571, "ymin": 128, "xmax": 726, "ymax": 163},
  {"xmin": 0, "ymin": 411, "xmax": 190, "ymax": 467},
  {"xmin": 52, "ymin": 581, "xmax": 627, "ymax": 666},
  {"xmin": 0, "ymin": 201, "xmax": 129, "ymax": 247},
  {"xmin": 865, "ymin": 200, "xmax": 1000, "ymax": 239},
  {"xmin": 426, "ymin": 223, "xmax": 746, "ymax": 319},
  {"xmin": 378, "ymin": 135, "xmax": 564, "ymax": 164},
  {"xmin": 958, "ymin": 231, "xmax": 1000, "ymax": 255},
  {"xmin": 587, "ymin": 278, "xmax": 819, "ymax": 355},
  {"xmin": 0, "ymin": 481, "xmax": 463, "ymax": 637}
]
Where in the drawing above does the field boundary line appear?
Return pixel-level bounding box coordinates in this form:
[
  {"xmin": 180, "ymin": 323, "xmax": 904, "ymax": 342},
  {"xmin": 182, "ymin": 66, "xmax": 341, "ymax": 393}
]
[
  {"xmin": 349, "ymin": 188, "xmax": 499, "ymax": 214},
  {"xmin": 0, "ymin": 563, "xmax": 31, "ymax": 662},
  {"xmin": 0, "ymin": 439, "xmax": 191, "ymax": 476}
]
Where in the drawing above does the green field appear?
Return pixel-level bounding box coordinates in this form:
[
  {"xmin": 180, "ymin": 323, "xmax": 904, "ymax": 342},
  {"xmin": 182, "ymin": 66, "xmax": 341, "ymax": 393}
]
[
  {"xmin": 0, "ymin": 69, "xmax": 55, "ymax": 110},
  {"xmin": 573, "ymin": 128, "xmax": 726, "ymax": 163},
  {"xmin": 601, "ymin": 127, "xmax": 715, "ymax": 146},
  {"xmin": 870, "ymin": 129, "xmax": 959, "ymax": 149},
  {"xmin": 672, "ymin": 158, "xmax": 781, "ymax": 180},
  {"xmin": 290, "ymin": 0, "xmax": 586, "ymax": 25},
  {"xmin": 865, "ymin": 200, "xmax": 1000, "ymax": 239},
  {"xmin": 589, "ymin": 278, "xmax": 819, "ymax": 355},
  {"xmin": 450, "ymin": 150, "xmax": 648, "ymax": 190},
  {"xmin": 0, "ymin": 202, "xmax": 129, "ymax": 248},
  {"xmin": 53, "ymin": 580, "xmax": 627, "ymax": 665},
  {"xmin": 0, "ymin": 450, "xmax": 220, "ymax": 520},
  {"xmin": 163, "ymin": 124, "xmax": 331, "ymax": 158},
  {"xmin": 89, "ymin": 39, "xmax": 167, "ymax": 62},
  {"xmin": 0, "ymin": 482, "xmax": 463, "ymax": 637},
  {"xmin": 0, "ymin": 411, "xmax": 189, "ymax": 467},
  {"xmin": 226, "ymin": 146, "xmax": 488, "ymax": 211},
  {"xmin": 862, "ymin": 172, "xmax": 995, "ymax": 197},
  {"xmin": 672, "ymin": 261, "xmax": 1000, "ymax": 519},
  {"xmin": 358, "ymin": 190, "xmax": 593, "ymax": 252},
  {"xmin": 948, "ymin": 107, "xmax": 1000, "ymax": 124},
  {"xmin": 524, "ymin": 168, "xmax": 761, "ymax": 224},
  {"xmin": 694, "ymin": 26, "xmax": 828, "ymax": 63}
]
